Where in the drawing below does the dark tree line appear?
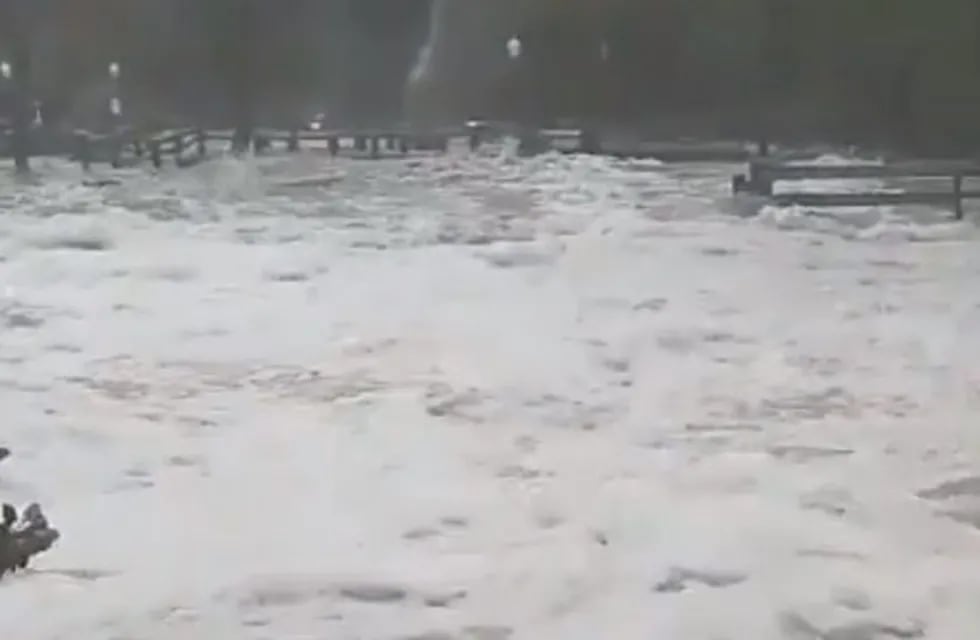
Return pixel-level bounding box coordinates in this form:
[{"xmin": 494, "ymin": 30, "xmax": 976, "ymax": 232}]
[
  {"xmin": 0, "ymin": 0, "xmax": 978, "ymax": 153},
  {"xmin": 501, "ymin": 0, "xmax": 980, "ymax": 153}
]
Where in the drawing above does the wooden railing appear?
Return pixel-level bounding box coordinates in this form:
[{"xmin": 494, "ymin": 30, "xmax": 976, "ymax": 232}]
[
  {"xmin": 8, "ymin": 122, "xmax": 932, "ymax": 176},
  {"xmin": 223, "ymin": 126, "xmax": 476, "ymax": 157},
  {"xmin": 73, "ymin": 127, "xmax": 207, "ymax": 170},
  {"xmin": 733, "ymin": 158, "xmax": 980, "ymax": 219},
  {"xmin": 146, "ymin": 128, "xmax": 207, "ymax": 168}
]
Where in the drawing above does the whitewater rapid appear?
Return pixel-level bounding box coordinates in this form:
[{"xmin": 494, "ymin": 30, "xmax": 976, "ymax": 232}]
[{"xmin": 0, "ymin": 147, "xmax": 979, "ymax": 639}]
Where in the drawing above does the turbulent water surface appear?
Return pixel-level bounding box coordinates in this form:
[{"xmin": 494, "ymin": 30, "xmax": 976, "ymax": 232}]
[{"xmin": 1, "ymin": 147, "xmax": 980, "ymax": 639}]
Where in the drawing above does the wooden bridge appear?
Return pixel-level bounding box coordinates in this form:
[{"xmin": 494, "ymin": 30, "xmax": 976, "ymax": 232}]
[
  {"xmin": 733, "ymin": 158, "xmax": 980, "ymax": 219},
  {"xmin": 1, "ymin": 120, "xmax": 768, "ymax": 173}
]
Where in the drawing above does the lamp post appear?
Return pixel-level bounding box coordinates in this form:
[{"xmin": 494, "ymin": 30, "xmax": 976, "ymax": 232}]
[
  {"xmin": 593, "ymin": 39, "xmax": 611, "ymax": 142},
  {"xmin": 9, "ymin": 1, "xmax": 33, "ymax": 174},
  {"xmin": 506, "ymin": 35, "xmax": 522, "ymax": 62},
  {"xmin": 0, "ymin": 62, "xmax": 9, "ymax": 139},
  {"xmin": 506, "ymin": 35, "xmax": 524, "ymax": 125},
  {"xmin": 108, "ymin": 61, "xmax": 122, "ymax": 128}
]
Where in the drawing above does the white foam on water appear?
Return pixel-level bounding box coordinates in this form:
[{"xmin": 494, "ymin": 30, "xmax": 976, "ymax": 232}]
[{"xmin": 0, "ymin": 152, "xmax": 979, "ymax": 639}]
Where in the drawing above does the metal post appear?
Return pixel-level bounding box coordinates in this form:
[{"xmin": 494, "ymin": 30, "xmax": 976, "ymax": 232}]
[
  {"xmin": 230, "ymin": 0, "xmax": 257, "ymax": 155},
  {"xmin": 9, "ymin": 4, "xmax": 32, "ymax": 174},
  {"xmin": 150, "ymin": 140, "xmax": 162, "ymax": 168},
  {"xmin": 954, "ymin": 174, "xmax": 964, "ymax": 220},
  {"xmin": 108, "ymin": 62, "xmax": 122, "ymax": 130},
  {"xmin": 76, "ymin": 133, "xmax": 91, "ymax": 171},
  {"xmin": 506, "ymin": 35, "xmax": 523, "ymax": 126}
]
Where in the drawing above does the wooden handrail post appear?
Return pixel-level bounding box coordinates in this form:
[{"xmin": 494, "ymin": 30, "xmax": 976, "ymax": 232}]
[
  {"xmin": 174, "ymin": 133, "xmax": 185, "ymax": 162},
  {"xmin": 748, "ymin": 161, "xmax": 774, "ymax": 196},
  {"xmin": 732, "ymin": 160, "xmax": 980, "ymax": 214},
  {"xmin": 149, "ymin": 140, "xmax": 162, "ymax": 168},
  {"xmin": 110, "ymin": 138, "xmax": 122, "ymax": 169},
  {"xmin": 954, "ymin": 173, "xmax": 964, "ymax": 220},
  {"xmin": 252, "ymin": 134, "xmax": 269, "ymax": 153},
  {"xmin": 75, "ymin": 132, "xmax": 91, "ymax": 171},
  {"xmin": 9, "ymin": 4, "xmax": 33, "ymax": 174}
]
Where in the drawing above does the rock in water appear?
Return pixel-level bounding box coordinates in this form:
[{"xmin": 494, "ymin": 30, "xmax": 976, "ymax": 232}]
[{"xmin": 0, "ymin": 502, "xmax": 60, "ymax": 578}]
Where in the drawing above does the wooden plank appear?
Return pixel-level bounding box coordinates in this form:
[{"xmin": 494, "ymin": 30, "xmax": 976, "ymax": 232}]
[
  {"xmin": 607, "ymin": 143, "xmax": 751, "ymax": 162},
  {"xmin": 539, "ymin": 128, "xmax": 583, "ymax": 138},
  {"xmin": 292, "ymin": 128, "xmax": 465, "ymax": 142},
  {"xmin": 754, "ymin": 160, "xmax": 980, "ymax": 181},
  {"xmin": 772, "ymin": 191, "xmax": 980, "ymax": 207}
]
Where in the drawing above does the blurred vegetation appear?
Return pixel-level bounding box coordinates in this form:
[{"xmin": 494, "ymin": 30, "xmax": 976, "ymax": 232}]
[
  {"xmin": 505, "ymin": 0, "xmax": 980, "ymax": 152},
  {"xmin": 0, "ymin": 0, "xmax": 977, "ymax": 152}
]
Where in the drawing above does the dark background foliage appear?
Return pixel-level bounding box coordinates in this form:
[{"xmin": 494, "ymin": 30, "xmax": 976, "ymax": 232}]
[{"xmin": 0, "ymin": 0, "xmax": 976, "ymax": 152}]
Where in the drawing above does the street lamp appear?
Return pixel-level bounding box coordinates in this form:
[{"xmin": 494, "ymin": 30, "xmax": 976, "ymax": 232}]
[
  {"xmin": 505, "ymin": 35, "xmax": 528, "ymax": 131},
  {"xmin": 506, "ymin": 35, "xmax": 522, "ymax": 61},
  {"xmin": 108, "ymin": 61, "xmax": 122, "ymax": 122}
]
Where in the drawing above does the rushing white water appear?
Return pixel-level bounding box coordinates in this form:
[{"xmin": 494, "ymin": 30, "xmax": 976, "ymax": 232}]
[{"xmin": 1, "ymin": 149, "xmax": 980, "ymax": 639}]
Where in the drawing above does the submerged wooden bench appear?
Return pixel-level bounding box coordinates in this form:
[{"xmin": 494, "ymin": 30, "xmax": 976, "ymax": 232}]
[
  {"xmin": 73, "ymin": 127, "xmax": 207, "ymax": 170},
  {"xmin": 241, "ymin": 127, "xmax": 471, "ymax": 158},
  {"xmin": 733, "ymin": 159, "xmax": 980, "ymax": 219}
]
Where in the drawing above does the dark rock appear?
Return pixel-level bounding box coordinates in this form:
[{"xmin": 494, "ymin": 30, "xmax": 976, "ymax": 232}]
[
  {"xmin": 403, "ymin": 527, "xmax": 440, "ymax": 541},
  {"xmin": 824, "ymin": 622, "xmax": 924, "ymax": 640},
  {"xmin": 338, "ymin": 582, "xmax": 407, "ymax": 603},
  {"xmin": 0, "ymin": 502, "xmax": 60, "ymax": 578},
  {"xmin": 82, "ymin": 178, "xmax": 122, "ymax": 188},
  {"xmin": 3, "ymin": 311, "xmax": 44, "ymax": 329},
  {"xmin": 917, "ymin": 476, "xmax": 980, "ymax": 501},
  {"xmin": 633, "ymin": 298, "xmax": 667, "ymax": 312},
  {"xmin": 938, "ymin": 508, "xmax": 980, "ymax": 531},
  {"xmin": 768, "ymin": 445, "xmax": 854, "ymax": 463},
  {"xmin": 423, "ymin": 589, "xmax": 467, "ymax": 608},
  {"xmin": 440, "ymin": 517, "xmax": 468, "ymax": 528},
  {"xmin": 654, "ymin": 566, "xmax": 746, "ymax": 593},
  {"xmin": 778, "ymin": 611, "xmax": 924, "ymax": 640}
]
